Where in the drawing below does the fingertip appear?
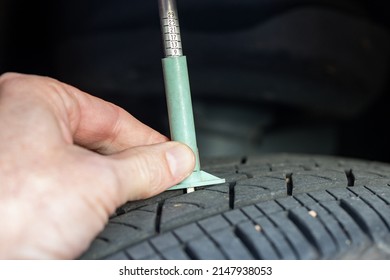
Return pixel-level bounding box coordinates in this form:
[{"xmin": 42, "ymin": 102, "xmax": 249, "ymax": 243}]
[{"xmin": 165, "ymin": 142, "xmax": 196, "ymax": 180}]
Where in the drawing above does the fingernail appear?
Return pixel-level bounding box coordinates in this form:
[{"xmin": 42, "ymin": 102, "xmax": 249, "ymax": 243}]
[{"xmin": 166, "ymin": 143, "xmax": 195, "ymax": 179}]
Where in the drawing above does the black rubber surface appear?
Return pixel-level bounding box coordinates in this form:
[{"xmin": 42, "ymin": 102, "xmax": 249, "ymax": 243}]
[{"xmin": 80, "ymin": 154, "xmax": 390, "ymax": 260}]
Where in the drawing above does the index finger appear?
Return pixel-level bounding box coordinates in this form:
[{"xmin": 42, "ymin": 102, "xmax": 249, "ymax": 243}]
[
  {"xmin": 63, "ymin": 83, "xmax": 169, "ymax": 154},
  {"xmin": 1, "ymin": 73, "xmax": 168, "ymax": 154}
]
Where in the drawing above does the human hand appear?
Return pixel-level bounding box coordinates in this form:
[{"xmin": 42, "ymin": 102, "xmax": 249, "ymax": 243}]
[{"xmin": 0, "ymin": 73, "xmax": 195, "ymax": 259}]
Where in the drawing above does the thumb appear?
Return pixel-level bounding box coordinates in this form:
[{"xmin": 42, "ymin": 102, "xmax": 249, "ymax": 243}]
[{"xmin": 108, "ymin": 141, "xmax": 196, "ymax": 202}]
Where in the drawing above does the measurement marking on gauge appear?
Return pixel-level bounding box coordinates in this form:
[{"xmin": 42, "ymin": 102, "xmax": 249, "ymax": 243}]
[{"xmin": 159, "ymin": 3, "xmax": 183, "ymax": 57}]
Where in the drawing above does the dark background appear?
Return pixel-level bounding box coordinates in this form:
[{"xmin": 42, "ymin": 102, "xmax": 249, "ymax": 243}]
[{"xmin": 1, "ymin": 0, "xmax": 390, "ymax": 162}]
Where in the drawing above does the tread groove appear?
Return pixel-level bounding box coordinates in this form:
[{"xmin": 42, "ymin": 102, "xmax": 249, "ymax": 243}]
[
  {"xmin": 325, "ymin": 189, "xmax": 338, "ymax": 200},
  {"xmin": 155, "ymin": 201, "xmax": 164, "ymax": 234},
  {"xmin": 286, "ymin": 173, "xmax": 294, "ymax": 196},
  {"xmin": 183, "ymin": 244, "xmax": 200, "ymax": 260},
  {"xmin": 202, "ymin": 189, "xmax": 228, "ymax": 195},
  {"xmin": 109, "ymin": 221, "xmax": 140, "ymax": 230},
  {"xmin": 240, "ymin": 157, "xmax": 248, "ymax": 165},
  {"xmin": 123, "ymin": 250, "xmax": 133, "ymax": 260},
  {"xmin": 345, "ymin": 169, "xmax": 355, "ymax": 187},
  {"xmin": 169, "ymin": 201, "xmax": 205, "ymax": 209},
  {"xmin": 147, "ymin": 241, "xmax": 165, "ymax": 260},
  {"xmin": 274, "ymin": 199, "xmax": 287, "ymax": 211},
  {"xmin": 238, "ymin": 183, "xmax": 269, "ymax": 190},
  {"xmin": 96, "ymin": 237, "xmax": 110, "ymax": 243},
  {"xmin": 229, "ymin": 182, "xmax": 236, "ymax": 209}
]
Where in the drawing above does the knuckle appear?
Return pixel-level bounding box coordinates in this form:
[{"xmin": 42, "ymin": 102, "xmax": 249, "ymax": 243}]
[
  {"xmin": 0, "ymin": 72, "xmax": 23, "ymax": 81},
  {"xmin": 126, "ymin": 150, "xmax": 171, "ymax": 199},
  {"xmin": 86, "ymin": 157, "xmax": 122, "ymax": 213},
  {"xmin": 137, "ymin": 153, "xmax": 167, "ymax": 194},
  {"xmin": 0, "ymin": 73, "xmax": 42, "ymax": 99},
  {"xmin": 0, "ymin": 72, "xmax": 23, "ymax": 90}
]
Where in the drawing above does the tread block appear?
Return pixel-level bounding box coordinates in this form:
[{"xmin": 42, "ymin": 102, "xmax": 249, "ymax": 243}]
[
  {"xmin": 339, "ymin": 197, "xmax": 389, "ymax": 243},
  {"xmin": 242, "ymin": 205, "xmax": 265, "ymax": 220},
  {"xmin": 348, "ymin": 187, "xmax": 390, "ymax": 229},
  {"xmin": 304, "ymin": 190, "xmax": 337, "ymax": 202},
  {"xmin": 235, "ymin": 221, "xmax": 279, "ymax": 259},
  {"xmin": 104, "ymin": 252, "xmax": 129, "ymax": 260},
  {"xmin": 173, "ymin": 223, "xmax": 204, "ymax": 243},
  {"xmin": 294, "ymin": 193, "xmax": 319, "ymax": 206},
  {"xmin": 143, "ymin": 254, "xmax": 163, "ymax": 260},
  {"xmin": 365, "ymin": 186, "xmax": 390, "ymax": 205},
  {"xmin": 326, "ymin": 188, "xmax": 357, "ymax": 200},
  {"xmin": 198, "ymin": 215, "xmax": 230, "ymax": 233},
  {"xmin": 115, "ymin": 191, "xmax": 182, "ymax": 214},
  {"xmin": 256, "ymin": 200, "xmax": 284, "ymax": 215},
  {"xmin": 126, "ymin": 241, "xmax": 158, "ymax": 260},
  {"xmin": 160, "ymin": 190, "xmax": 230, "ymax": 231},
  {"xmin": 288, "ymin": 207, "xmax": 337, "ymax": 259},
  {"xmin": 160, "ymin": 247, "xmax": 190, "ymax": 260},
  {"xmin": 293, "ymin": 192, "xmax": 352, "ymax": 255},
  {"xmin": 237, "ymin": 165, "xmax": 275, "ymax": 176},
  {"xmin": 253, "ymin": 217, "xmax": 297, "ymax": 259},
  {"xmin": 218, "ymin": 173, "xmax": 248, "ymax": 183},
  {"xmin": 327, "ymin": 188, "xmax": 389, "ymax": 242},
  {"xmin": 80, "ymin": 239, "xmax": 110, "ymax": 260},
  {"xmin": 276, "ymin": 197, "xmax": 302, "ymax": 210},
  {"xmin": 209, "ymin": 229, "xmax": 254, "ymax": 260},
  {"xmin": 293, "ymin": 171, "xmax": 346, "ymax": 189},
  {"xmin": 235, "ymin": 177, "xmax": 286, "ymax": 207},
  {"xmin": 321, "ymin": 201, "xmax": 368, "ymax": 249},
  {"xmin": 353, "ymin": 170, "xmax": 390, "ymax": 186},
  {"xmin": 202, "ymin": 157, "xmax": 241, "ymax": 169},
  {"xmin": 238, "ymin": 176, "xmax": 285, "ymax": 191},
  {"xmin": 186, "ymin": 236, "xmax": 226, "ymax": 260},
  {"xmin": 223, "ymin": 209, "xmax": 250, "ymax": 225},
  {"xmin": 110, "ymin": 209, "xmax": 157, "ymax": 233},
  {"xmin": 80, "ymin": 223, "xmax": 139, "ymax": 259},
  {"xmin": 150, "ymin": 232, "xmax": 180, "ymax": 252},
  {"xmin": 270, "ymin": 212, "xmax": 317, "ymax": 259},
  {"xmin": 306, "ymin": 203, "xmax": 351, "ymax": 256}
]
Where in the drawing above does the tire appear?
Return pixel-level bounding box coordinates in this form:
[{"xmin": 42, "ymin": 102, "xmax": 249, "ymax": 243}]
[{"xmin": 80, "ymin": 153, "xmax": 390, "ymax": 260}]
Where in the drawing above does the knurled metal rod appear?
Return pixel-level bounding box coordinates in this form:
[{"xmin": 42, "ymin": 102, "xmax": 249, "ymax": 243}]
[{"xmin": 158, "ymin": 0, "xmax": 183, "ymax": 57}]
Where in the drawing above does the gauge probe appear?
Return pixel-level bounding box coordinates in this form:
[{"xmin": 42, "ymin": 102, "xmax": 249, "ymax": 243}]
[{"xmin": 158, "ymin": 0, "xmax": 225, "ymax": 192}]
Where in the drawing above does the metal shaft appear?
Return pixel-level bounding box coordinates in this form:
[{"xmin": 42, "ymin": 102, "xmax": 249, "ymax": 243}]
[{"xmin": 158, "ymin": 0, "xmax": 183, "ymax": 57}]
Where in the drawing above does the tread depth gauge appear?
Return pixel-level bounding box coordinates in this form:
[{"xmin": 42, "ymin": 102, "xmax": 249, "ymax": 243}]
[{"xmin": 158, "ymin": 0, "xmax": 225, "ymax": 192}]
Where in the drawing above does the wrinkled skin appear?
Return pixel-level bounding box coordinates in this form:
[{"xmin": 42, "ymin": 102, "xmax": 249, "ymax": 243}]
[{"xmin": 0, "ymin": 73, "xmax": 195, "ymax": 259}]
